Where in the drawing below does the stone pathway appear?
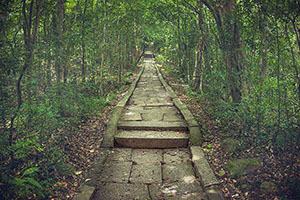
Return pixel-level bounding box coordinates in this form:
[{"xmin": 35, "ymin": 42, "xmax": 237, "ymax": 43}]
[
  {"xmin": 74, "ymin": 51, "xmax": 223, "ymax": 200},
  {"xmin": 115, "ymin": 56, "xmax": 189, "ymax": 149},
  {"xmin": 92, "ymin": 148, "xmax": 205, "ymax": 200}
]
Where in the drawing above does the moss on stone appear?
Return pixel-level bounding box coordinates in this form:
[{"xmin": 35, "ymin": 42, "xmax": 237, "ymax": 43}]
[
  {"xmin": 224, "ymin": 158, "xmax": 262, "ymax": 178},
  {"xmin": 221, "ymin": 138, "xmax": 241, "ymax": 153}
]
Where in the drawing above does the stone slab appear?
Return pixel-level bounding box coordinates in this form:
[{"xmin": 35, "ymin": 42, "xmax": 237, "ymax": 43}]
[
  {"xmin": 132, "ymin": 149, "xmax": 162, "ymax": 164},
  {"xmin": 129, "ymin": 162, "xmax": 162, "ymax": 184},
  {"xmin": 189, "ymin": 126, "xmax": 203, "ymax": 145},
  {"xmin": 73, "ymin": 185, "xmax": 95, "ymax": 200},
  {"xmin": 121, "ymin": 112, "xmax": 142, "ymax": 121},
  {"xmin": 190, "ymin": 146, "xmax": 219, "ymax": 187},
  {"xmin": 141, "ymin": 112, "xmax": 164, "ymax": 121},
  {"xmin": 117, "ymin": 121, "xmax": 188, "ymax": 131},
  {"xmin": 93, "ymin": 183, "xmax": 149, "ymax": 200},
  {"xmin": 106, "ymin": 148, "xmax": 132, "ymax": 162},
  {"xmin": 101, "ymin": 124, "xmax": 117, "ymax": 148},
  {"xmin": 163, "ymin": 149, "xmax": 191, "ymax": 164},
  {"xmin": 160, "ymin": 106, "xmax": 180, "ymax": 114},
  {"xmin": 115, "ymin": 131, "xmax": 189, "ymax": 148},
  {"xmin": 173, "ymin": 98, "xmax": 188, "ymax": 110},
  {"xmin": 179, "ymin": 108, "xmax": 194, "ymax": 120},
  {"xmin": 99, "ymin": 161, "xmax": 132, "ymax": 183},
  {"xmin": 163, "ymin": 113, "xmax": 183, "ymax": 122},
  {"xmin": 205, "ymin": 185, "xmax": 224, "ymax": 200},
  {"xmin": 116, "ymin": 131, "xmax": 188, "ymax": 139},
  {"xmin": 149, "ymin": 179, "xmax": 207, "ymax": 200},
  {"xmin": 126, "ymin": 106, "xmax": 144, "ymax": 112},
  {"xmin": 163, "ymin": 161, "xmax": 195, "ymax": 183}
]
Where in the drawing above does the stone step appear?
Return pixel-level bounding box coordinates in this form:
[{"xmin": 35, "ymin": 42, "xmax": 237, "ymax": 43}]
[
  {"xmin": 114, "ymin": 130, "xmax": 189, "ymax": 148},
  {"xmin": 117, "ymin": 121, "xmax": 188, "ymax": 131}
]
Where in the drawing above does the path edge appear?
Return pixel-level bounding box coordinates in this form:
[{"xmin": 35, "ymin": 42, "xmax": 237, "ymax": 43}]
[
  {"xmin": 190, "ymin": 146, "xmax": 224, "ymax": 200},
  {"xmin": 155, "ymin": 64, "xmax": 224, "ymax": 199},
  {"xmin": 73, "ymin": 65, "xmax": 145, "ymax": 200},
  {"xmin": 101, "ymin": 65, "xmax": 145, "ymax": 148},
  {"xmin": 155, "ymin": 65, "xmax": 203, "ymax": 145}
]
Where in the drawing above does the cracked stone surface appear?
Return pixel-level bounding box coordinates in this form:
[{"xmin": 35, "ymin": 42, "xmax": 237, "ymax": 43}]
[
  {"xmin": 129, "ymin": 162, "xmax": 162, "ymax": 184},
  {"xmin": 149, "ymin": 179, "xmax": 207, "ymax": 200},
  {"xmin": 163, "ymin": 161, "xmax": 196, "ymax": 183},
  {"xmin": 132, "ymin": 149, "xmax": 162, "ymax": 164},
  {"xmin": 94, "ymin": 183, "xmax": 150, "ymax": 200},
  {"xmin": 90, "ymin": 148, "xmax": 206, "ymax": 199},
  {"xmin": 163, "ymin": 149, "xmax": 191, "ymax": 164},
  {"xmin": 99, "ymin": 160, "xmax": 132, "ymax": 183},
  {"xmin": 106, "ymin": 148, "xmax": 132, "ymax": 162}
]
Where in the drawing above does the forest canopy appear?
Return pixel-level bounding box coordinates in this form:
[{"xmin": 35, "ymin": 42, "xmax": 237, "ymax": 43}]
[{"xmin": 1, "ymin": 0, "xmax": 300, "ymax": 199}]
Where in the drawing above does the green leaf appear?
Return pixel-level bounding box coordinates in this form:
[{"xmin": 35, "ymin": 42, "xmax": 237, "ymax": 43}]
[
  {"xmin": 23, "ymin": 167, "xmax": 39, "ymax": 176},
  {"xmin": 24, "ymin": 177, "xmax": 42, "ymax": 189}
]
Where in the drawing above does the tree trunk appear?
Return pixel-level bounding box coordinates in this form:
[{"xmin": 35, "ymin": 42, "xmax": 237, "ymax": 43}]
[
  {"xmin": 192, "ymin": 0, "xmax": 204, "ymax": 91},
  {"xmin": 81, "ymin": 0, "xmax": 88, "ymax": 82},
  {"xmin": 201, "ymin": 0, "xmax": 243, "ymax": 103},
  {"xmin": 55, "ymin": 0, "xmax": 64, "ymax": 83},
  {"xmin": 259, "ymin": 9, "xmax": 268, "ymax": 79},
  {"xmin": 176, "ymin": 0, "xmax": 183, "ymax": 74},
  {"xmin": 9, "ymin": 0, "xmax": 40, "ymax": 167}
]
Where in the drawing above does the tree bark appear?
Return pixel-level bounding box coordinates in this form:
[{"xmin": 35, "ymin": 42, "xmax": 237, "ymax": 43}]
[
  {"xmin": 201, "ymin": 0, "xmax": 243, "ymax": 103},
  {"xmin": 55, "ymin": 0, "xmax": 64, "ymax": 83},
  {"xmin": 176, "ymin": 0, "xmax": 183, "ymax": 74},
  {"xmin": 81, "ymin": 0, "xmax": 88, "ymax": 82},
  {"xmin": 192, "ymin": 0, "xmax": 204, "ymax": 91}
]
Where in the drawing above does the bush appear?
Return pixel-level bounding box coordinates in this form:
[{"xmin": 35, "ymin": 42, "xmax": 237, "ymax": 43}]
[{"xmin": 0, "ymin": 81, "xmax": 109, "ymax": 199}]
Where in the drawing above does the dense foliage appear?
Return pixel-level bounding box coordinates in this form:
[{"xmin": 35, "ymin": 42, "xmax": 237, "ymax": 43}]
[
  {"xmin": 1, "ymin": 0, "xmax": 300, "ymax": 199},
  {"xmin": 1, "ymin": 0, "xmax": 144, "ymax": 199},
  {"xmin": 151, "ymin": 0, "xmax": 300, "ymax": 199}
]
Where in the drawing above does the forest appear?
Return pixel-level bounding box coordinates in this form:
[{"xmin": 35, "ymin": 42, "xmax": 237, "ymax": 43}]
[{"xmin": 1, "ymin": 0, "xmax": 300, "ymax": 199}]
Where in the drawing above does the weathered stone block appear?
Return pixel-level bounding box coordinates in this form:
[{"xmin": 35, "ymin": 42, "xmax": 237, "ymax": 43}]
[
  {"xmin": 224, "ymin": 158, "xmax": 262, "ymax": 178},
  {"xmin": 99, "ymin": 161, "xmax": 132, "ymax": 183},
  {"xmin": 163, "ymin": 161, "xmax": 195, "ymax": 183},
  {"xmin": 221, "ymin": 138, "xmax": 241, "ymax": 153},
  {"xmin": 205, "ymin": 185, "xmax": 224, "ymax": 200},
  {"xmin": 130, "ymin": 162, "xmax": 162, "ymax": 184},
  {"xmin": 94, "ymin": 183, "xmax": 149, "ymax": 200},
  {"xmin": 73, "ymin": 185, "xmax": 95, "ymax": 200},
  {"xmin": 190, "ymin": 146, "xmax": 219, "ymax": 187},
  {"xmin": 189, "ymin": 126, "xmax": 202, "ymax": 145}
]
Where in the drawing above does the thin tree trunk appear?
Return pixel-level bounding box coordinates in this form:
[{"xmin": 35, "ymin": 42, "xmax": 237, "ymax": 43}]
[
  {"xmin": 99, "ymin": 0, "xmax": 106, "ymax": 94},
  {"xmin": 55, "ymin": 0, "xmax": 64, "ymax": 83},
  {"xmin": 176, "ymin": 0, "xmax": 182, "ymax": 73},
  {"xmin": 259, "ymin": 12, "xmax": 268, "ymax": 79},
  {"xmin": 9, "ymin": 0, "xmax": 40, "ymax": 167},
  {"xmin": 284, "ymin": 20, "xmax": 300, "ymax": 185},
  {"xmin": 81, "ymin": 0, "xmax": 87, "ymax": 82},
  {"xmin": 272, "ymin": 17, "xmax": 281, "ymax": 145}
]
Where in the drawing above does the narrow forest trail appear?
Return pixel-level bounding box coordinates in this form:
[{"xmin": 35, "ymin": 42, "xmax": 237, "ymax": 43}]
[{"xmin": 73, "ymin": 51, "xmax": 223, "ymax": 200}]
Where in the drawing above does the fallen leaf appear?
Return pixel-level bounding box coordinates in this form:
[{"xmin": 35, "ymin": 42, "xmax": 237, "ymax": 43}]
[{"xmin": 75, "ymin": 171, "xmax": 82, "ymax": 175}]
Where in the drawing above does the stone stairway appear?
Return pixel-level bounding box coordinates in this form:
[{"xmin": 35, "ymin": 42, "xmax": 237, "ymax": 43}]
[
  {"xmin": 115, "ymin": 56, "xmax": 189, "ymax": 148},
  {"xmin": 73, "ymin": 51, "xmax": 223, "ymax": 200}
]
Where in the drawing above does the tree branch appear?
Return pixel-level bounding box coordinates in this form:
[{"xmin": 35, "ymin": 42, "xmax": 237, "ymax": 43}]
[{"xmin": 32, "ymin": 0, "xmax": 40, "ymax": 44}]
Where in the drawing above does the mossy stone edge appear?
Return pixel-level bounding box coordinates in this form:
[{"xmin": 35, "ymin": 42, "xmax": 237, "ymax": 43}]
[
  {"xmin": 101, "ymin": 65, "xmax": 145, "ymax": 148},
  {"xmin": 155, "ymin": 65, "xmax": 203, "ymax": 145},
  {"xmin": 190, "ymin": 146, "xmax": 224, "ymax": 200}
]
